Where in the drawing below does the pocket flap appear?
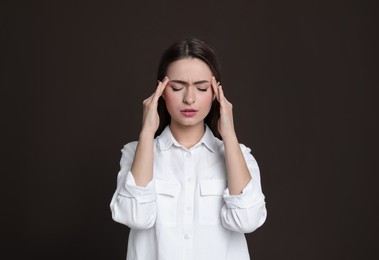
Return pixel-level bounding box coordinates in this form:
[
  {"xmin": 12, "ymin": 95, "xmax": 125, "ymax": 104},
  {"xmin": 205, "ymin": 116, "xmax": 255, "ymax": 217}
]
[
  {"xmin": 155, "ymin": 180, "xmax": 179, "ymax": 197},
  {"xmin": 200, "ymin": 179, "xmax": 226, "ymax": 196}
]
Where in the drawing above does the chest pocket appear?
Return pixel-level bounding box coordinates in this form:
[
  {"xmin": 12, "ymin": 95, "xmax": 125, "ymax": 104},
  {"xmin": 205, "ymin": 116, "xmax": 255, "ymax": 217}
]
[
  {"xmin": 199, "ymin": 179, "xmax": 226, "ymax": 225},
  {"xmin": 155, "ymin": 180, "xmax": 180, "ymax": 227}
]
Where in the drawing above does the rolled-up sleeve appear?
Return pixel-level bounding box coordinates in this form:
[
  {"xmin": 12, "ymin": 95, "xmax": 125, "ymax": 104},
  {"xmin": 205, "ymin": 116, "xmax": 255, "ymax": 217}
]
[
  {"xmin": 110, "ymin": 142, "xmax": 157, "ymax": 230},
  {"xmin": 221, "ymin": 144, "xmax": 267, "ymax": 233}
]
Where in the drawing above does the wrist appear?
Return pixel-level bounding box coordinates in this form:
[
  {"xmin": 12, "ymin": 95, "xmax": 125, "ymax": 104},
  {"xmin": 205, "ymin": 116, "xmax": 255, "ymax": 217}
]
[
  {"xmin": 221, "ymin": 131, "xmax": 238, "ymax": 144},
  {"xmin": 139, "ymin": 129, "xmax": 156, "ymax": 140}
]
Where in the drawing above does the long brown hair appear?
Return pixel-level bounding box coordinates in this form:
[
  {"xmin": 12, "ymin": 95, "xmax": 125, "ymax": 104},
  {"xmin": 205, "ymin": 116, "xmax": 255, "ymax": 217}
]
[{"xmin": 155, "ymin": 38, "xmax": 222, "ymax": 139}]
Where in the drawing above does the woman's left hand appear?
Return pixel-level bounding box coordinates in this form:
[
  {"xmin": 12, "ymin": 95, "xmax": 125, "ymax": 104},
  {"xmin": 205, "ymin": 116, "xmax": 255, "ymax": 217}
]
[{"xmin": 211, "ymin": 77, "xmax": 236, "ymax": 139}]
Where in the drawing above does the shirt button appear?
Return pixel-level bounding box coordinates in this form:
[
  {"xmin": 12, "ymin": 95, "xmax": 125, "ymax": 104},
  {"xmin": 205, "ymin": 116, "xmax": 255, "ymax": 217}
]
[
  {"xmin": 186, "ymin": 206, "xmax": 192, "ymax": 211},
  {"xmin": 184, "ymin": 234, "xmax": 190, "ymax": 239},
  {"xmin": 185, "ymin": 153, "xmax": 190, "ymax": 158}
]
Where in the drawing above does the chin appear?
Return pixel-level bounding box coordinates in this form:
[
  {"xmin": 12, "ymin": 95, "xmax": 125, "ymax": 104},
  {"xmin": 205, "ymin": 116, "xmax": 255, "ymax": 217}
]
[
  {"xmin": 172, "ymin": 117, "xmax": 205, "ymax": 127},
  {"xmin": 178, "ymin": 121, "xmax": 202, "ymax": 127}
]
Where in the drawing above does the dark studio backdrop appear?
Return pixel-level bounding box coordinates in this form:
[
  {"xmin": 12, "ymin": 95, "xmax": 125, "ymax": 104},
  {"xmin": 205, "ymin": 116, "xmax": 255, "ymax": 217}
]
[{"xmin": 2, "ymin": 0, "xmax": 378, "ymax": 259}]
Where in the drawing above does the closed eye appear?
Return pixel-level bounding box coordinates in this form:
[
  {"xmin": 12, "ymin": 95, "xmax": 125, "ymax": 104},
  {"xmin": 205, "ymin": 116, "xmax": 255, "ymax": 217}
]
[
  {"xmin": 171, "ymin": 86, "xmax": 183, "ymax": 92},
  {"xmin": 196, "ymin": 84, "xmax": 210, "ymax": 92},
  {"xmin": 169, "ymin": 83, "xmax": 184, "ymax": 92}
]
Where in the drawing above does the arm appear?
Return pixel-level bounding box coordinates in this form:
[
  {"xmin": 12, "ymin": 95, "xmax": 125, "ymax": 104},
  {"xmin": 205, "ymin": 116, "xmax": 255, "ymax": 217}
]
[
  {"xmin": 221, "ymin": 145, "xmax": 267, "ymax": 233},
  {"xmin": 223, "ymin": 133, "xmax": 252, "ymax": 195},
  {"xmin": 130, "ymin": 131, "xmax": 155, "ymax": 186},
  {"xmin": 110, "ymin": 142, "xmax": 157, "ymax": 229},
  {"xmin": 110, "ymin": 77, "xmax": 170, "ymax": 229},
  {"xmin": 211, "ymin": 77, "xmax": 267, "ymax": 233},
  {"xmin": 211, "ymin": 77, "xmax": 251, "ymax": 195},
  {"xmin": 131, "ymin": 77, "xmax": 169, "ymax": 186}
]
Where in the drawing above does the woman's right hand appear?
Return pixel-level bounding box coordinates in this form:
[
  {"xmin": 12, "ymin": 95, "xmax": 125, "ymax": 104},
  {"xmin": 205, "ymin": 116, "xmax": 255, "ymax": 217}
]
[{"xmin": 141, "ymin": 76, "xmax": 170, "ymax": 136}]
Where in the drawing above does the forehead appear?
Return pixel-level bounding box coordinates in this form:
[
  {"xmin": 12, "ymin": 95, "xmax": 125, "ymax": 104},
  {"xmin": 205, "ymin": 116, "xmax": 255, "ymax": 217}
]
[{"xmin": 166, "ymin": 58, "xmax": 213, "ymax": 80}]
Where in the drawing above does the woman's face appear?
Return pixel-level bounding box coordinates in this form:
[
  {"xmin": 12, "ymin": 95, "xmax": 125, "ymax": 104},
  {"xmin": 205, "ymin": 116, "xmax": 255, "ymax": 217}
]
[{"xmin": 163, "ymin": 58, "xmax": 214, "ymax": 129}]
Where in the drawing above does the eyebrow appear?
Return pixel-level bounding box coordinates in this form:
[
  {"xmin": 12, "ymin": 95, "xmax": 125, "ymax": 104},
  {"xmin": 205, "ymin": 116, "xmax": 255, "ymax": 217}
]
[{"xmin": 169, "ymin": 80, "xmax": 210, "ymax": 86}]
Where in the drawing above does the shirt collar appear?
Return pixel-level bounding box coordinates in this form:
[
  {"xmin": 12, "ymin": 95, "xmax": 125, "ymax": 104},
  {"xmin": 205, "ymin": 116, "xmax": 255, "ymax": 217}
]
[{"xmin": 158, "ymin": 124, "xmax": 217, "ymax": 152}]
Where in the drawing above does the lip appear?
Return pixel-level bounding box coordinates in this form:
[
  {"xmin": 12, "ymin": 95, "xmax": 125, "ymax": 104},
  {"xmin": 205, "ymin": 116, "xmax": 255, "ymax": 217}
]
[{"xmin": 180, "ymin": 109, "xmax": 198, "ymax": 117}]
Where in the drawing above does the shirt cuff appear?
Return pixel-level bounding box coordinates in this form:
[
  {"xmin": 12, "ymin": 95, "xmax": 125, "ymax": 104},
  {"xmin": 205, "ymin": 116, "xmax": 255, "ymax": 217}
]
[
  {"xmin": 223, "ymin": 178, "xmax": 265, "ymax": 209},
  {"xmin": 119, "ymin": 170, "xmax": 157, "ymax": 204}
]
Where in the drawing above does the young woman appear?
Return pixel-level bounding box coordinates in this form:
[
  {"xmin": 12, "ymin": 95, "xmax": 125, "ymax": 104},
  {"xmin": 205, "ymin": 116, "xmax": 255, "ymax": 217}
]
[{"xmin": 110, "ymin": 38, "xmax": 267, "ymax": 260}]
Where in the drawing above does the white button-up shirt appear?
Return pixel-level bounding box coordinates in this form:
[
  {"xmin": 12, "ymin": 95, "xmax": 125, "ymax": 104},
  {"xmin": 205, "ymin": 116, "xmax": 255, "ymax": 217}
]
[{"xmin": 110, "ymin": 125, "xmax": 267, "ymax": 260}]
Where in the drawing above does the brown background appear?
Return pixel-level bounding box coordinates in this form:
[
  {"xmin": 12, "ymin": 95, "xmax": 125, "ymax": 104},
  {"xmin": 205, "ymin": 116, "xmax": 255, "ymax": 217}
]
[{"xmin": 2, "ymin": 0, "xmax": 378, "ymax": 259}]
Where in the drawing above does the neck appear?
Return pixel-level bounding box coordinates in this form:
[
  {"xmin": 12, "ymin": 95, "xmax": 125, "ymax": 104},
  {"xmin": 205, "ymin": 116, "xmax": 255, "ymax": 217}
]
[{"xmin": 169, "ymin": 121, "xmax": 205, "ymax": 149}]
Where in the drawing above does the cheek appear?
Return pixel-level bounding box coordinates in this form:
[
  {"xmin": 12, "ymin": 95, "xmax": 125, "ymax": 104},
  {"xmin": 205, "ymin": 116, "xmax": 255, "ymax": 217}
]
[
  {"xmin": 200, "ymin": 92, "xmax": 214, "ymax": 107},
  {"xmin": 163, "ymin": 91, "xmax": 178, "ymax": 109}
]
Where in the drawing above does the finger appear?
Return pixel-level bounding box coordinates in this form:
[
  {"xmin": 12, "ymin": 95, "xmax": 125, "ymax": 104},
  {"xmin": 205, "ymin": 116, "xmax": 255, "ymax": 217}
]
[
  {"xmin": 150, "ymin": 77, "xmax": 164, "ymax": 102},
  {"xmin": 218, "ymin": 85, "xmax": 232, "ymax": 109},
  {"xmin": 160, "ymin": 76, "xmax": 170, "ymax": 93},
  {"xmin": 218, "ymin": 85, "xmax": 226, "ymax": 104},
  {"xmin": 153, "ymin": 76, "xmax": 169, "ymax": 103},
  {"xmin": 211, "ymin": 77, "xmax": 219, "ymax": 101},
  {"xmin": 156, "ymin": 76, "xmax": 170, "ymax": 101}
]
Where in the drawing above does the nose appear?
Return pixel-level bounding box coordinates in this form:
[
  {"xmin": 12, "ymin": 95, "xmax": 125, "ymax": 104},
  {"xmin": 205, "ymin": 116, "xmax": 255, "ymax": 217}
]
[{"xmin": 183, "ymin": 87, "xmax": 196, "ymax": 104}]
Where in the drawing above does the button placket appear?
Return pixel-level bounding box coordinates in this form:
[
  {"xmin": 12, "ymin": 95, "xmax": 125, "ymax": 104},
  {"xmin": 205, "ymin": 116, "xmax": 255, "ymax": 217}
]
[{"xmin": 182, "ymin": 150, "xmax": 194, "ymax": 248}]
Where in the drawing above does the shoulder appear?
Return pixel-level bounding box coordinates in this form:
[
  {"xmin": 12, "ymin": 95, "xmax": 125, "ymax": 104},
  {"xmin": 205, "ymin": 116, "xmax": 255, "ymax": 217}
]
[
  {"xmin": 238, "ymin": 143, "xmax": 257, "ymax": 160},
  {"xmin": 238, "ymin": 143, "xmax": 252, "ymax": 154},
  {"xmin": 121, "ymin": 141, "xmax": 139, "ymax": 155},
  {"xmin": 212, "ymin": 138, "xmax": 253, "ymax": 154},
  {"xmin": 238, "ymin": 143, "xmax": 259, "ymax": 169},
  {"xmin": 121, "ymin": 138, "xmax": 161, "ymax": 155}
]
